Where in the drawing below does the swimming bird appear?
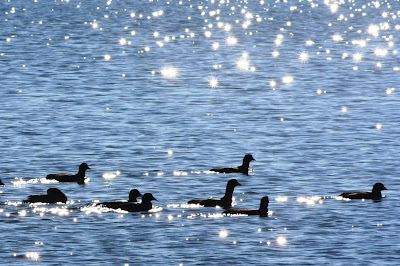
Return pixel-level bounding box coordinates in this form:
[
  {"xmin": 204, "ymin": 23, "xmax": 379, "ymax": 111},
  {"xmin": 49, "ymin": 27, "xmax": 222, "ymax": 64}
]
[
  {"xmin": 210, "ymin": 154, "xmax": 255, "ymax": 175},
  {"xmin": 339, "ymin": 183, "xmax": 387, "ymax": 200},
  {"xmin": 0, "ymin": 179, "xmax": 4, "ymax": 186},
  {"xmin": 117, "ymin": 193, "xmax": 157, "ymax": 212},
  {"xmin": 224, "ymin": 196, "xmax": 269, "ymax": 217},
  {"xmin": 188, "ymin": 179, "xmax": 241, "ymax": 209},
  {"xmin": 46, "ymin": 163, "xmax": 90, "ymax": 184},
  {"xmin": 23, "ymin": 188, "xmax": 67, "ymax": 203},
  {"xmin": 97, "ymin": 189, "xmax": 142, "ymax": 209}
]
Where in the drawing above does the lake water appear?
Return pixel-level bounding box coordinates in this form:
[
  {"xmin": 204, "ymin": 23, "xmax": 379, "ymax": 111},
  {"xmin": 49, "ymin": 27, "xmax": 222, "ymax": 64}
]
[{"xmin": 1, "ymin": 0, "xmax": 399, "ymax": 264}]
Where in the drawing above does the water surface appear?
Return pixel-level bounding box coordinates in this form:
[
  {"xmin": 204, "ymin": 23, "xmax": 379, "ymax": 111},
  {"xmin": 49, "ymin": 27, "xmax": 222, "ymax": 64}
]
[{"xmin": 1, "ymin": 0, "xmax": 399, "ymax": 264}]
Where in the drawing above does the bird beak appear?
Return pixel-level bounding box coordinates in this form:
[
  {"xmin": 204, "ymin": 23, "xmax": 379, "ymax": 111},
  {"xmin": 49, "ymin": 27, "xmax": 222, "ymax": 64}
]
[
  {"xmin": 237, "ymin": 182, "xmax": 242, "ymax": 186},
  {"xmin": 153, "ymin": 197, "xmax": 158, "ymax": 201},
  {"xmin": 383, "ymin": 186, "xmax": 388, "ymax": 190}
]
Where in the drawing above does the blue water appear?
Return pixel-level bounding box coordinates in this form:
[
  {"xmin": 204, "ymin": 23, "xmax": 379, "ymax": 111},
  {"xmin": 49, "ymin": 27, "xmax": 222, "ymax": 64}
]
[{"xmin": 1, "ymin": 0, "xmax": 400, "ymax": 264}]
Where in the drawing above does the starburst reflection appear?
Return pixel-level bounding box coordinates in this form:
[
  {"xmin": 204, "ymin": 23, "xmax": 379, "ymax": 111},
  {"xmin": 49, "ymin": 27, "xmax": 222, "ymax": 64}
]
[
  {"xmin": 226, "ymin": 36, "xmax": 238, "ymax": 46},
  {"xmin": 272, "ymin": 50, "xmax": 280, "ymax": 57},
  {"xmin": 298, "ymin": 51, "xmax": 309, "ymax": 63},
  {"xmin": 353, "ymin": 52, "xmax": 363, "ymax": 63},
  {"xmin": 208, "ymin": 77, "xmax": 219, "ymax": 88},
  {"xmin": 376, "ymin": 123, "xmax": 383, "ymax": 130},
  {"xmin": 224, "ymin": 23, "xmax": 232, "ymax": 32}
]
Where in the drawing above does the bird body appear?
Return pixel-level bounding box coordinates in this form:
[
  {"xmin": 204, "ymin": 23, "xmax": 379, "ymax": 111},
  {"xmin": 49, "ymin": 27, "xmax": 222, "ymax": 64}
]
[
  {"xmin": 210, "ymin": 154, "xmax": 255, "ymax": 175},
  {"xmin": 188, "ymin": 179, "xmax": 241, "ymax": 209},
  {"xmin": 101, "ymin": 193, "xmax": 157, "ymax": 212},
  {"xmin": 98, "ymin": 189, "xmax": 142, "ymax": 209},
  {"xmin": 23, "ymin": 188, "xmax": 67, "ymax": 203},
  {"xmin": 46, "ymin": 163, "xmax": 90, "ymax": 184},
  {"xmin": 224, "ymin": 196, "xmax": 269, "ymax": 217},
  {"xmin": 340, "ymin": 183, "xmax": 387, "ymax": 200},
  {"xmin": 0, "ymin": 179, "xmax": 4, "ymax": 186}
]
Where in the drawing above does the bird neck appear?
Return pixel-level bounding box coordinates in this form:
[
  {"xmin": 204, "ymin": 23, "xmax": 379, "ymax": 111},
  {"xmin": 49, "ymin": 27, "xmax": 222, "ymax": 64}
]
[
  {"xmin": 239, "ymin": 160, "xmax": 250, "ymax": 174},
  {"xmin": 259, "ymin": 201, "xmax": 269, "ymax": 217},
  {"xmin": 371, "ymin": 188, "xmax": 382, "ymax": 198},
  {"xmin": 76, "ymin": 168, "xmax": 87, "ymax": 178},
  {"xmin": 223, "ymin": 185, "xmax": 235, "ymax": 199},
  {"xmin": 129, "ymin": 196, "xmax": 138, "ymax": 202},
  {"xmin": 141, "ymin": 200, "xmax": 153, "ymax": 210}
]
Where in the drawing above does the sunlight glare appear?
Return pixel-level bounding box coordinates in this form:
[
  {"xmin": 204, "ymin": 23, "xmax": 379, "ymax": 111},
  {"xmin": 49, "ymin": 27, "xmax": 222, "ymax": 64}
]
[
  {"xmin": 277, "ymin": 236, "xmax": 287, "ymax": 246},
  {"xmin": 353, "ymin": 52, "xmax": 363, "ymax": 63},
  {"xmin": 368, "ymin": 24, "xmax": 380, "ymax": 37},
  {"xmin": 272, "ymin": 50, "xmax": 280, "ymax": 57},
  {"xmin": 282, "ymin": 75, "xmax": 294, "ymax": 84},
  {"xmin": 161, "ymin": 66, "xmax": 178, "ymax": 79},
  {"xmin": 119, "ymin": 38, "xmax": 127, "ymax": 45},
  {"xmin": 226, "ymin": 36, "xmax": 238, "ymax": 46},
  {"xmin": 332, "ymin": 34, "xmax": 343, "ymax": 42},
  {"xmin": 386, "ymin": 88, "xmax": 395, "ymax": 95},
  {"xmin": 212, "ymin": 42, "xmax": 220, "ymax": 50},
  {"xmin": 219, "ymin": 230, "xmax": 229, "ymax": 238},
  {"xmin": 208, "ymin": 76, "xmax": 219, "ymax": 88},
  {"xmin": 26, "ymin": 252, "xmax": 40, "ymax": 261},
  {"xmin": 275, "ymin": 196, "xmax": 288, "ymax": 202},
  {"xmin": 374, "ymin": 48, "xmax": 388, "ymax": 57},
  {"xmin": 298, "ymin": 51, "xmax": 309, "ymax": 63},
  {"xmin": 104, "ymin": 54, "xmax": 111, "ymax": 61}
]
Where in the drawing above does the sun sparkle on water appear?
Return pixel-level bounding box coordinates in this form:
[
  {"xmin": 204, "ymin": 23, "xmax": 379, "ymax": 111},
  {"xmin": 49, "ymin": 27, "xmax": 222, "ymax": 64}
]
[
  {"xmin": 219, "ymin": 230, "xmax": 229, "ymax": 238},
  {"xmin": 104, "ymin": 54, "xmax": 111, "ymax": 61},
  {"xmin": 208, "ymin": 76, "xmax": 219, "ymax": 88},
  {"xmin": 226, "ymin": 36, "xmax": 238, "ymax": 46},
  {"xmin": 161, "ymin": 66, "xmax": 178, "ymax": 79},
  {"xmin": 26, "ymin": 252, "xmax": 40, "ymax": 261},
  {"xmin": 353, "ymin": 52, "xmax": 363, "ymax": 63},
  {"xmin": 272, "ymin": 50, "xmax": 280, "ymax": 57},
  {"xmin": 282, "ymin": 75, "xmax": 294, "ymax": 84},
  {"xmin": 276, "ymin": 236, "xmax": 287, "ymax": 246},
  {"xmin": 298, "ymin": 51, "xmax": 309, "ymax": 63}
]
